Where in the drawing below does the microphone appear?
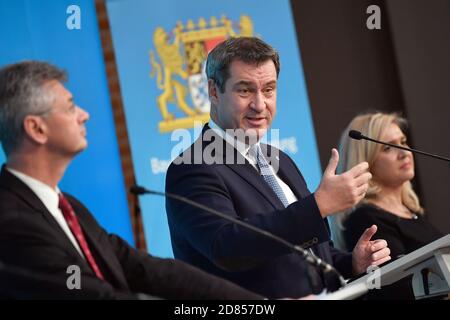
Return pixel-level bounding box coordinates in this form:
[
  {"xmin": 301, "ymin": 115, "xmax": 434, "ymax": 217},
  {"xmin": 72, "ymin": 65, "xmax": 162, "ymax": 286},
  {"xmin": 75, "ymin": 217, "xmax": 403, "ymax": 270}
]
[
  {"xmin": 130, "ymin": 184, "xmax": 347, "ymax": 289},
  {"xmin": 349, "ymin": 130, "xmax": 450, "ymax": 163}
]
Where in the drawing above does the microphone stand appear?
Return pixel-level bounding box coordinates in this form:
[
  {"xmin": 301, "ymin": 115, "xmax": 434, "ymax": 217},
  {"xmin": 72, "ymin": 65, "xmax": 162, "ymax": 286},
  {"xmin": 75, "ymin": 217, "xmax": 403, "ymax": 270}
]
[
  {"xmin": 130, "ymin": 185, "xmax": 347, "ymax": 289},
  {"xmin": 349, "ymin": 130, "xmax": 450, "ymax": 164}
]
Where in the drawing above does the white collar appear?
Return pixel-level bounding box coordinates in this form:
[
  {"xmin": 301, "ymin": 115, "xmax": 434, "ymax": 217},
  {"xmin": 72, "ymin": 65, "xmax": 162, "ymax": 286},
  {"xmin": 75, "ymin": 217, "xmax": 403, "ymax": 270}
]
[
  {"xmin": 208, "ymin": 119, "xmax": 260, "ymax": 158},
  {"xmin": 6, "ymin": 166, "xmax": 61, "ymax": 212}
]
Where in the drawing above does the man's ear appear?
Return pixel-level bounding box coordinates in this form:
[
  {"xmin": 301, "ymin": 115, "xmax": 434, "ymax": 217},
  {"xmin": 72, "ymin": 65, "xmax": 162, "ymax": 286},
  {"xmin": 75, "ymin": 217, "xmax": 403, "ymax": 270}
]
[
  {"xmin": 23, "ymin": 115, "xmax": 48, "ymax": 145},
  {"xmin": 208, "ymin": 79, "xmax": 220, "ymax": 105}
]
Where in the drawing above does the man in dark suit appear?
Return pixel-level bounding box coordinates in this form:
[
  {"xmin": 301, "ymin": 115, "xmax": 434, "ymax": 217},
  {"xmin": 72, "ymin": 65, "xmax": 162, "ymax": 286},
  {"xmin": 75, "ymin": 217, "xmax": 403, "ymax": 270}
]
[
  {"xmin": 166, "ymin": 37, "xmax": 392, "ymax": 299},
  {"xmin": 0, "ymin": 60, "xmax": 263, "ymax": 300}
]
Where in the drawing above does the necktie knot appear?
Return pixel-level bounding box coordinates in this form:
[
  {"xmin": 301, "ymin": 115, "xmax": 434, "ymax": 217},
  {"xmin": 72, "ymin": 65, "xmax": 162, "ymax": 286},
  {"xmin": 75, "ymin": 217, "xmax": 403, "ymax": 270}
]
[{"xmin": 58, "ymin": 193, "xmax": 73, "ymax": 219}]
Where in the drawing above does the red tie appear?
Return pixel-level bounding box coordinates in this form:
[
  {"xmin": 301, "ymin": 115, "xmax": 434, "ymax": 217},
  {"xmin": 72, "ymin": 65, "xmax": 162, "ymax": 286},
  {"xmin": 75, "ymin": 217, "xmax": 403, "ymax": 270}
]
[{"xmin": 58, "ymin": 193, "xmax": 104, "ymax": 280}]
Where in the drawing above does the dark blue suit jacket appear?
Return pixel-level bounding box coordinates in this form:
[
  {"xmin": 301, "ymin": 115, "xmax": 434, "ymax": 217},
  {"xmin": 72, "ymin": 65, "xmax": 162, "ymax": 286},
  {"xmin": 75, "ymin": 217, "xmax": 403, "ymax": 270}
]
[{"xmin": 166, "ymin": 125, "xmax": 353, "ymax": 299}]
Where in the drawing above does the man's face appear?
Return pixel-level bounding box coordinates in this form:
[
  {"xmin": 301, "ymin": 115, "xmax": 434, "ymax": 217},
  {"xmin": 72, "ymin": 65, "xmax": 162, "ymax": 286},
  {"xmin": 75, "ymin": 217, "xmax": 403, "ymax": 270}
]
[
  {"xmin": 41, "ymin": 80, "xmax": 90, "ymax": 157},
  {"xmin": 209, "ymin": 59, "xmax": 277, "ymax": 141}
]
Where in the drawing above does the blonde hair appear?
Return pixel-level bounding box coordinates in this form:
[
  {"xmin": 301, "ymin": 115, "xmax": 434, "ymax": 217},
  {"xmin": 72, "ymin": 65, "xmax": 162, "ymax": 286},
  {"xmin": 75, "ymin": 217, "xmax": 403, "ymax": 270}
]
[{"xmin": 329, "ymin": 112, "xmax": 424, "ymax": 250}]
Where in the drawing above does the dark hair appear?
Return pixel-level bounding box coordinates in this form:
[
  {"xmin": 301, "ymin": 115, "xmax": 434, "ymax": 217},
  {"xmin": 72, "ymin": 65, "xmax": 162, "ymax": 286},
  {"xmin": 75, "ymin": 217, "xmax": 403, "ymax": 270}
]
[
  {"xmin": 205, "ymin": 37, "xmax": 280, "ymax": 93},
  {"xmin": 0, "ymin": 61, "xmax": 66, "ymax": 155}
]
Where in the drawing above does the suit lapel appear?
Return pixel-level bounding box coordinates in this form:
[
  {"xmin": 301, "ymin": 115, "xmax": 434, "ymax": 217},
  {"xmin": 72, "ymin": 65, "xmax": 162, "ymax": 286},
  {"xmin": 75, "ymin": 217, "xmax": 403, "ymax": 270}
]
[
  {"xmin": 200, "ymin": 126, "xmax": 286, "ymax": 209},
  {"xmin": 224, "ymin": 142, "xmax": 310, "ymax": 207},
  {"xmin": 226, "ymin": 162, "xmax": 285, "ymax": 209},
  {"xmin": 0, "ymin": 166, "xmax": 128, "ymax": 289},
  {"xmin": 275, "ymin": 151, "xmax": 311, "ymax": 200},
  {"xmin": 0, "ymin": 166, "xmax": 87, "ymax": 261}
]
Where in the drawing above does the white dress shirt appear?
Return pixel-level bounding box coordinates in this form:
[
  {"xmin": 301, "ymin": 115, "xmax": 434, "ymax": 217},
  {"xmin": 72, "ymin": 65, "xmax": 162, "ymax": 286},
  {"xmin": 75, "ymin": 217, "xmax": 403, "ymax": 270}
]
[
  {"xmin": 208, "ymin": 120, "xmax": 298, "ymax": 205},
  {"xmin": 7, "ymin": 167, "xmax": 85, "ymax": 258}
]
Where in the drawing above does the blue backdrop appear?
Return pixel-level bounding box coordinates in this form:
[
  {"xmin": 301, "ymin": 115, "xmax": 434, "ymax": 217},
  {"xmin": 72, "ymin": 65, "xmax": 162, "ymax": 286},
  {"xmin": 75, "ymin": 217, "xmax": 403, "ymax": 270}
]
[
  {"xmin": 106, "ymin": 0, "xmax": 322, "ymax": 257},
  {"xmin": 0, "ymin": 0, "xmax": 134, "ymax": 244}
]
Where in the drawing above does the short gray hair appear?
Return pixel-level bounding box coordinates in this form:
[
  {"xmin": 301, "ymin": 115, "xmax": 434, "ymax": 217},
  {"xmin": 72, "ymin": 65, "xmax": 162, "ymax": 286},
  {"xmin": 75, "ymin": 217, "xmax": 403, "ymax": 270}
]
[
  {"xmin": 206, "ymin": 37, "xmax": 280, "ymax": 93},
  {"xmin": 0, "ymin": 61, "xmax": 66, "ymax": 155}
]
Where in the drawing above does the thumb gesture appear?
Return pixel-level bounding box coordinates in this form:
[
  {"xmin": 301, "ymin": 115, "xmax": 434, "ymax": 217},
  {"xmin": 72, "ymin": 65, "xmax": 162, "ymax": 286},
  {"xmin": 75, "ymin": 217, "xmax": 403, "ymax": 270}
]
[{"xmin": 324, "ymin": 148, "xmax": 339, "ymax": 177}]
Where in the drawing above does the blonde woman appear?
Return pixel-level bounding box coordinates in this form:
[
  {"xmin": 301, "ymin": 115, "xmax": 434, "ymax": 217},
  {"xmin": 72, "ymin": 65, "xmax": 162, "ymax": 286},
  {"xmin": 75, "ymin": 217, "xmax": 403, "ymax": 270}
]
[{"xmin": 330, "ymin": 112, "xmax": 442, "ymax": 299}]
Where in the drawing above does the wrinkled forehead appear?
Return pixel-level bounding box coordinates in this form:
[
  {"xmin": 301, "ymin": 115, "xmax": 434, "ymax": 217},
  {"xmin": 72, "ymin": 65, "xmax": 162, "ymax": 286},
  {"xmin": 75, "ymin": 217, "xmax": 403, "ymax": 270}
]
[{"xmin": 228, "ymin": 59, "xmax": 277, "ymax": 81}]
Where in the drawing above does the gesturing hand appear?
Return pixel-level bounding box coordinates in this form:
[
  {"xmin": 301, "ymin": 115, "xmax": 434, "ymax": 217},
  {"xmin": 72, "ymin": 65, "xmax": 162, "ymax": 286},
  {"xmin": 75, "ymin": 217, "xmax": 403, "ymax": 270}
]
[
  {"xmin": 352, "ymin": 225, "xmax": 391, "ymax": 275},
  {"xmin": 314, "ymin": 148, "xmax": 372, "ymax": 217}
]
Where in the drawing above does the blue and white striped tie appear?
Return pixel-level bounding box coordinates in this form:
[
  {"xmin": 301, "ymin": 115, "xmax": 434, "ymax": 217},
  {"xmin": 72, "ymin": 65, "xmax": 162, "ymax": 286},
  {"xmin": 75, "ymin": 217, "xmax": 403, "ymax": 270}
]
[
  {"xmin": 251, "ymin": 144, "xmax": 317, "ymax": 256},
  {"xmin": 251, "ymin": 144, "xmax": 290, "ymax": 207}
]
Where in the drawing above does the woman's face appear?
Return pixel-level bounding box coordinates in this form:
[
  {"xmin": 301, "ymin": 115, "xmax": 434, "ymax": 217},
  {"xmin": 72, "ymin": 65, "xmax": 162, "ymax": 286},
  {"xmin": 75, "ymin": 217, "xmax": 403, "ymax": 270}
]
[{"xmin": 371, "ymin": 122, "xmax": 415, "ymax": 189}]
